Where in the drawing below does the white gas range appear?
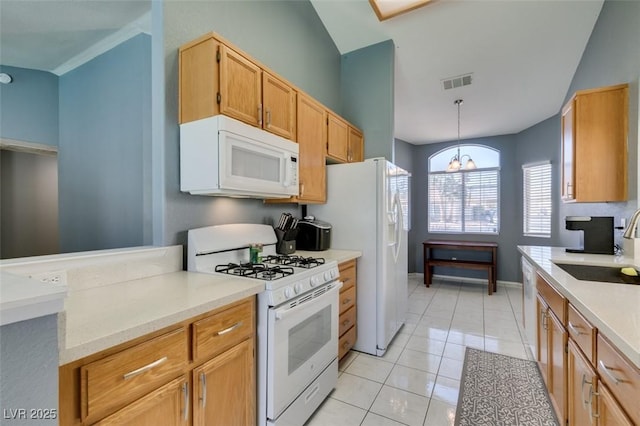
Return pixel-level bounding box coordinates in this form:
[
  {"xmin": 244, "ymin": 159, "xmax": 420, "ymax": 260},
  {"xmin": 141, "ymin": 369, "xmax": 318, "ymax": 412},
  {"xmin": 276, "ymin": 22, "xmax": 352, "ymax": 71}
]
[{"xmin": 187, "ymin": 223, "xmax": 341, "ymax": 426}]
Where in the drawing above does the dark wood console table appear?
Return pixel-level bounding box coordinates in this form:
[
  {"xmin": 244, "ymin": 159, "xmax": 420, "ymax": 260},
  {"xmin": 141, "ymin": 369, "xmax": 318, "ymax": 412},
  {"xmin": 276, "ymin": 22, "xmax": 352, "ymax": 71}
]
[{"xmin": 423, "ymin": 240, "xmax": 498, "ymax": 295}]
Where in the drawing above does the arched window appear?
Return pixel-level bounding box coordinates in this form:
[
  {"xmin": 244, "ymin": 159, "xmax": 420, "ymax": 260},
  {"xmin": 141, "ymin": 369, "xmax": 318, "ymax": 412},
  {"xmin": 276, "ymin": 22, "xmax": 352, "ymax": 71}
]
[{"xmin": 428, "ymin": 144, "xmax": 500, "ymax": 234}]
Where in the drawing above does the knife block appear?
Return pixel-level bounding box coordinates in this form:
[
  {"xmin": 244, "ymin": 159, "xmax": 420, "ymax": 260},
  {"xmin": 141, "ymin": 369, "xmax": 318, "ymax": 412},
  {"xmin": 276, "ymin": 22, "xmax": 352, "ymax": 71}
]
[{"xmin": 275, "ymin": 228, "xmax": 297, "ymax": 255}]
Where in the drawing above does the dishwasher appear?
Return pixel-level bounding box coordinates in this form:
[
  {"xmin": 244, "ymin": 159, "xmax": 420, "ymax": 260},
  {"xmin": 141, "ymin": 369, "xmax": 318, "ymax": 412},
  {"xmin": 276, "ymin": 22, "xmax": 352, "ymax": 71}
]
[{"xmin": 521, "ymin": 256, "xmax": 537, "ymax": 357}]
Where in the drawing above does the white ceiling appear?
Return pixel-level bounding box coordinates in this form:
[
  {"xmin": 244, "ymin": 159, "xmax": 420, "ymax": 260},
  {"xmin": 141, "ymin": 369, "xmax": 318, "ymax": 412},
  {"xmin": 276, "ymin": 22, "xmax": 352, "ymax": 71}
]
[
  {"xmin": 311, "ymin": 0, "xmax": 603, "ymax": 144},
  {"xmin": 0, "ymin": 1, "xmax": 602, "ymax": 145}
]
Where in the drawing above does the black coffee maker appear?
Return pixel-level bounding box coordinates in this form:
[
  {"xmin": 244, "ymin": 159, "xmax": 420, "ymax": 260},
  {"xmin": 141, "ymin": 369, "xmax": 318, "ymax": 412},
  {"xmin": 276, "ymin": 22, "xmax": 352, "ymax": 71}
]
[{"xmin": 565, "ymin": 216, "xmax": 614, "ymax": 255}]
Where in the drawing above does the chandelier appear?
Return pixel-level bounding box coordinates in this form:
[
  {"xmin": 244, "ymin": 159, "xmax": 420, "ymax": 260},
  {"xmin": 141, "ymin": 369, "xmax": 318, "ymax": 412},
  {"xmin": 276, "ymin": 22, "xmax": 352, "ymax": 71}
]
[{"xmin": 447, "ymin": 99, "xmax": 476, "ymax": 172}]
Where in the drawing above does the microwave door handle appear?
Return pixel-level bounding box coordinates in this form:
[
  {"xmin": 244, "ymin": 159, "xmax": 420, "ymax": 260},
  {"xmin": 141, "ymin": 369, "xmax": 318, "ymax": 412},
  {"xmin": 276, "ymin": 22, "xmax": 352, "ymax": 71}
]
[{"xmin": 274, "ymin": 281, "xmax": 343, "ymax": 321}]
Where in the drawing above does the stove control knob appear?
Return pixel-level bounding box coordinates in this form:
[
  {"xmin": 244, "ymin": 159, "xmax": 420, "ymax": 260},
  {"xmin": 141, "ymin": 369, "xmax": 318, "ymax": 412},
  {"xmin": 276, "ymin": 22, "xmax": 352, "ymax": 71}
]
[
  {"xmin": 331, "ymin": 269, "xmax": 338, "ymax": 279},
  {"xmin": 294, "ymin": 283, "xmax": 304, "ymax": 294},
  {"xmin": 284, "ymin": 287, "xmax": 294, "ymax": 299},
  {"xmin": 310, "ymin": 276, "xmax": 321, "ymax": 287},
  {"xmin": 324, "ymin": 271, "xmax": 332, "ymax": 281}
]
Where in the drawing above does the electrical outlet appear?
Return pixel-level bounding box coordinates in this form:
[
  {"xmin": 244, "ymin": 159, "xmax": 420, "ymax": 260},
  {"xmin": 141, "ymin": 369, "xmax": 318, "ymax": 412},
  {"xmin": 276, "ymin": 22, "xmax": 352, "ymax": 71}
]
[{"xmin": 29, "ymin": 270, "xmax": 68, "ymax": 287}]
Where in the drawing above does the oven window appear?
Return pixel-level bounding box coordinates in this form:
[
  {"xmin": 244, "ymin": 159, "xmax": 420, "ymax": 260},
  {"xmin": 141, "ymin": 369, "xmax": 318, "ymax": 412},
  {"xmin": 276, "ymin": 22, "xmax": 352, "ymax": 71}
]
[{"xmin": 288, "ymin": 305, "xmax": 331, "ymax": 375}]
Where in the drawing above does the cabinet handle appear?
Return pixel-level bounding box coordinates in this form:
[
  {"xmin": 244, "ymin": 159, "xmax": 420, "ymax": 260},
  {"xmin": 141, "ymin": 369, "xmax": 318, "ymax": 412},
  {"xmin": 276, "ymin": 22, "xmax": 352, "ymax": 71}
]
[
  {"xmin": 540, "ymin": 310, "xmax": 548, "ymax": 330},
  {"xmin": 566, "ymin": 182, "xmax": 573, "ymax": 197},
  {"xmin": 568, "ymin": 321, "xmax": 583, "ymax": 336},
  {"xmin": 598, "ymin": 360, "xmax": 622, "ymax": 385},
  {"xmin": 342, "ymin": 341, "xmax": 351, "ymax": 349},
  {"xmin": 581, "ymin": 374, "xmax": 592, "ymax": 408},
  {"xmin": 342, "ymin": 320, "xmax": 350, "ymax": 327},
  {"xmin": 200, "ymin": 372, "xmax": 207, "ymax": 408},
  {"xmin": 342, "ymin": 298, "xmax": 352, "ymax": 305},
  {"xmin": 123, "ymin": 356, "xmax": 168, "ymax": 380},
  {"xmin": 258, "ymin": 104, "xmax": 263, "ymax": 126},
  {"xmin": 215, "ymin": 321, "xmax": 243, "ymax": 336},
  {"xmin": 182, "ymin": 381, "xmax": 189, "ymax": 422},
  {"xmin": 266, "ymin": 109, "xmax": 271, "ymax": 127}
]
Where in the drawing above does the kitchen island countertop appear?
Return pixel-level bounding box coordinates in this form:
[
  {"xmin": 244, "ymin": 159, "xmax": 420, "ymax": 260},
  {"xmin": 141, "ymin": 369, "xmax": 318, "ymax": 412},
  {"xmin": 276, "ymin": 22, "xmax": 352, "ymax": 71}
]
[{"xmin": 518, "ymin": 245, "xmax": 640, "ymax": 369}]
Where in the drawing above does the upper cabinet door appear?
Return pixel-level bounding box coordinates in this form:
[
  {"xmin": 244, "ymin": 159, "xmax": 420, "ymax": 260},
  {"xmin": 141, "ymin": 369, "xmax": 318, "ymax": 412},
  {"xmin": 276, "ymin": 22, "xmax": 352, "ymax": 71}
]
[
  {"xmin": 219, "ymin": 45, "xmax": 262, "ymax": 127},
  {"xmin": 327, "ymin": 113, "xmax": 349, "ymax": 162},
  {"xmin": 561, "ymin": 83, "xmax": 628, "ymax": 203},
  {"xmin": 296, "ymin": 93, "xmax": 327, "ymax": 203},
  {"xmin": 561, "ymin": 100, "xmax": 575, "ymax": 202},
  {"xmin": 178, "ymin": 37, "xmax": 221, "ymax": 124},
  {"xmin": 348, "ymin": 126, "xmax": 364, "ymax": 162},
  {"xmin": 262, "ymin": 71, "xmax": 297, "ymax": 141}
]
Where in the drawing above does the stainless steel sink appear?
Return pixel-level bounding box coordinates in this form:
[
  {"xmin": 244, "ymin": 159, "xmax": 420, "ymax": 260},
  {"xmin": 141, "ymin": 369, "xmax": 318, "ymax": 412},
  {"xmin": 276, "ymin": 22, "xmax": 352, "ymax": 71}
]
[{"xmin": 554, "ymin": 263, "xmax": 640, "ymax": 285}]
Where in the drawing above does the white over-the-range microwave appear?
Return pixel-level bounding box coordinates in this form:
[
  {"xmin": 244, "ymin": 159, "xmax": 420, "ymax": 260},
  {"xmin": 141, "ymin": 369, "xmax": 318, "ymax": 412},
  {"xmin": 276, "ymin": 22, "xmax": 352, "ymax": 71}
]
[{"xmin": 180, "ymin": 115, "xmax": 299, "ymax": 198}]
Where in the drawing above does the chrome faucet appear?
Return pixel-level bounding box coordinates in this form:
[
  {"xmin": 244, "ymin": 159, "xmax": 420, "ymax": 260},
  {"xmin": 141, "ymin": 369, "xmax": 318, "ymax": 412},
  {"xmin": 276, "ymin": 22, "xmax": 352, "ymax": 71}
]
[{"xmin": 623, "ymin": 209, "xmax": 640, "ymax": 239}]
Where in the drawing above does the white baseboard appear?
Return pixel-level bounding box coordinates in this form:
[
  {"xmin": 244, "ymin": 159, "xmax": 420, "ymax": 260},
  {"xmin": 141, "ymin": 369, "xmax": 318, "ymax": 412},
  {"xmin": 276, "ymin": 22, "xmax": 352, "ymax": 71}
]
[{"xmin": 409, "ymin": 272, "xmax": 521, "ymax": 289}]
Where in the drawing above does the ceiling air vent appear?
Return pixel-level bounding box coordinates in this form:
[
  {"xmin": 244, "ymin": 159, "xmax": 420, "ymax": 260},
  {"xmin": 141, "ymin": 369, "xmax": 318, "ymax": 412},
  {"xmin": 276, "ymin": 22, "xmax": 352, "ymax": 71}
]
[{"xmin": 442, "ymin": 73, "xmax": 472, "ymax": 90}]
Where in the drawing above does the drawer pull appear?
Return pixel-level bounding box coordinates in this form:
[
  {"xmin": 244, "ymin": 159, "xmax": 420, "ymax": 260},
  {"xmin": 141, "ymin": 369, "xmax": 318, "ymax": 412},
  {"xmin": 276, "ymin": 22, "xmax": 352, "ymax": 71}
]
[
  {"xmin": 342, "ymin": 299, "xmax": 352, "ymax": 305},
  {"xmin": 568, "ymin": 321, "xmax": 583, "ymax": 336},
  {"xmin": 599, "ymin": 360, "xmax": 622, "ymax": 385},
  {"xmin": 182, "ymin": 381, "xmax": 189, "ymax": 421},
  {"xmin": 200, "ymin": 372, "xmax": 207, "ymax": 408},
  {"xmin": 342, "ymin": 320, "xmax": 350, "ymax": 327},
  {"xmin": 123, "ymin": 356, "xmax": 168, "ymax": 380},
  {"xmin": 342, "ymin": 341, "xmax": 351, "ymax": 349},
  {"xmin": 215, "ymin": 321, "xmax": 243, "ymax": 336}
]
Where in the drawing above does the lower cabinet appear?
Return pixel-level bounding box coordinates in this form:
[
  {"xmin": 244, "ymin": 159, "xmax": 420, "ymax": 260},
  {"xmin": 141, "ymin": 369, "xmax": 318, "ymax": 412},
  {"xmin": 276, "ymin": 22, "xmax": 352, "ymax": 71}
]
[
  {"xmin": 95, "ymin": 376, "xmax": 190, "ymax": 426},
  {"xmin": 192, "ymin": 339, "xmax": 255, "ymax": 426},
  {"xmin": 596, "ymin": 380, "xmax": 634, "ymax": 425},
  {"xmin": 568, "ymin": 339, "xmax": 597, "ymax": 426},
  {"xmin": 59, "ymin": 297, "xmax": 256, "ymax": 425},
  {"xmin": 536, "ymin": 272, "xmax": 640, "ymax": 425},
  {"xmin": 338, "ymin": 259, "xmax": 357, "ymax": 359}
]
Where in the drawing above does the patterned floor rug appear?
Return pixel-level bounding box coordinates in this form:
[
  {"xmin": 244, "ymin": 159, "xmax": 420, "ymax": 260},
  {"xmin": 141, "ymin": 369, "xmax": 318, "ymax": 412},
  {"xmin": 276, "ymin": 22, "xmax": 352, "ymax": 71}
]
[{"xmin": 455, "ymin": 348, "xmax": 558, "ymax": 426}]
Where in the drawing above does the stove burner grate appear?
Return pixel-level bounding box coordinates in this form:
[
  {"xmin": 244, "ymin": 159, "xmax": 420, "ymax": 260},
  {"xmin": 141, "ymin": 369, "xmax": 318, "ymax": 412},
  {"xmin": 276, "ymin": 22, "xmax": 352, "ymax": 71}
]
[
  {"xmin": 262, "ymin": 255, "xmax": 325, "ymax": 269},
  {"xmin": 214, "ymin": 262, "xmax": 295, "ymax": 281}
]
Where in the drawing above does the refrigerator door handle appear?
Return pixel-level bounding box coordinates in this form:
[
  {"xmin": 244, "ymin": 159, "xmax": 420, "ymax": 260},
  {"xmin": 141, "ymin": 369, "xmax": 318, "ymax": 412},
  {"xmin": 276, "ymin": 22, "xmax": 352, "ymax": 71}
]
[{"xmin": 391, "ymin": 193, "xmax": 402, "ymax": 261}]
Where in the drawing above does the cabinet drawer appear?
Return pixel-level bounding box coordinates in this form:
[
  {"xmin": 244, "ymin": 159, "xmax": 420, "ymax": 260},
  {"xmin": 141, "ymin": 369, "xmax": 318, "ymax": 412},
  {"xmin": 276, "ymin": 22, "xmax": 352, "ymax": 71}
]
[
  {"xmin": 340, "ymin": 285, "xmax": 356, "ymax": 315},
  {"xmin": 339, "ymin": 260, "xmax": 356, "ymax": 292},
  {"xmin": 597, "ymin": 334, "xmax": 640, "ymax": 425},
  {"xmin": 567, "ymin": 303, "xmax": 596, "ymax": 364},
  {"xmin": 536, "ymin": 272, "xmax": 566, "ymax": 324},
  {"xmin": 81, "ymin": 327, "xmax": 188, "ymax": 422},
  {"xmin": 339, "ymin": 306, "xmax": 356, "ymax": 337},
  {"xmin": 193, "ymin": 298, "xmax": 255, "ymax": 362},
  {"xmin": 339, "ymin": 325, "xmax": 357, "ymax": 360}
]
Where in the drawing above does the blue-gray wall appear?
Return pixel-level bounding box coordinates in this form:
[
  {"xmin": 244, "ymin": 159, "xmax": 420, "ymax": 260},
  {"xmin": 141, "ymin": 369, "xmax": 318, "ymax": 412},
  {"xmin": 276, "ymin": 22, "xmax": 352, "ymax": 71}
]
[
  {"xmin": 58, "ymin": 33, "xmax": 152, "ymax": 253},
  {"xmin": 0, "ymin": 315, "xmax": 58, "ymax": 426},
  {"xmin": 410, "ymin": 135, "xmax": 520, "ymax": 282},
  {"xmin": 341, "ymin": 40, "xmax": 395, "ymax": 161},
  {"xmin": 0, "ymin": 66, "xmax": 58, "ymax": 146},
  {"xmin": 162, "ymin": 1, "xmax": 342, "ymax": 246}
]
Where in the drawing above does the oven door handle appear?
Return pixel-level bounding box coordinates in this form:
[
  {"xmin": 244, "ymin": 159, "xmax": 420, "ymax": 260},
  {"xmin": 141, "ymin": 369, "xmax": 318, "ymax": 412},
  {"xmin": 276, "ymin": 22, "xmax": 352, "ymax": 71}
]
[{"xmin": 275, "ymin": 281, "xmax": 343, "ymax": 321}]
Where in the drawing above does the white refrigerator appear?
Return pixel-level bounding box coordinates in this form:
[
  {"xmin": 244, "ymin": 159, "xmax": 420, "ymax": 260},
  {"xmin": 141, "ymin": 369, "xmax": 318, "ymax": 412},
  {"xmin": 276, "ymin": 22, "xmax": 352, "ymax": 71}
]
[{"xmin": 308, "ymin": 158, "xmax": 409, "ymax": 356}]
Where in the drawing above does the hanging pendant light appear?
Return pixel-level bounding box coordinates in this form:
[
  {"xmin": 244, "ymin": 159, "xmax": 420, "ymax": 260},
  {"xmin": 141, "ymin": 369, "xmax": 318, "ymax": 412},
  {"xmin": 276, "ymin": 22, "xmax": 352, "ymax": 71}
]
[{"xmin": 447, "ymin": 99, "xmax": 476, "ymax": 172}]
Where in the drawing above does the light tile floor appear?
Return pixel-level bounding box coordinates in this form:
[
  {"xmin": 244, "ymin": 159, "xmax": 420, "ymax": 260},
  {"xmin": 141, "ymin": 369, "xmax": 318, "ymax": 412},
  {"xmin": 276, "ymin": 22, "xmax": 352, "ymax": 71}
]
[{"xmin": 306, "ymin": 274, "xmax": 532, "ymax": 426}]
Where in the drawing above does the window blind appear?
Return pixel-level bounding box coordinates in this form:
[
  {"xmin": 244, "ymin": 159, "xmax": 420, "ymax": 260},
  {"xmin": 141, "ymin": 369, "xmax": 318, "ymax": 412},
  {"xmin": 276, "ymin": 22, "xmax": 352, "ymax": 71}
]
[
  {"xmin": 428, "ymin": 169, "xmax": 499, "ymax": 234},
  {"xmin": 523, "ymin": 162, "xmax": 552, "ymax": 237}
]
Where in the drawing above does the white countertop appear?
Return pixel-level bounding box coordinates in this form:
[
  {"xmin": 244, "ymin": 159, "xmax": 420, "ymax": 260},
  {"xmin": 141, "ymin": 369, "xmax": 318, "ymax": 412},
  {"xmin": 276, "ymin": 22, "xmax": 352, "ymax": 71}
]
[
  {"xmin": 60, "ymin": 271, "xmax": 263, "ymax": 364},
  {"xmin": 296, "ymin": 249, "xmax": 362, "ymax": 264},
  {"xmin": 0, "ymin": 271, "xmax": 67, "ymax": 326},
  {"xmin": 518, "ymin": 245, "xmax": 640, "ymax": 369}
]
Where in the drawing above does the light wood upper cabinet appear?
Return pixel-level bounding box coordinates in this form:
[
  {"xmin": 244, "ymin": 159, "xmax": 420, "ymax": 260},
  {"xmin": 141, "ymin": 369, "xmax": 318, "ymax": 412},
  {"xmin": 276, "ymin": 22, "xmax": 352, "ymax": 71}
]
[
  {"xmin": 262, "ymin": 71, "xmax": 296, "ymax": 140},
  {"xmin": 348, "ymin": 127, "xmax": 364, "ymax": 162},
  {"xmin": 295, "ymin": 94, "xmax": 327, "ymax": 203},
  {"xmin": 179, "ymin": 36, "xmax": 221, "ymax": 124},
  {"xmin": 179, "ymin": 33, "xmax": 297, "ymax": 141},
  {"xmin": 327, "ymin": 113, "xmax": 349, "ymax": 162},
  {"xmin": 192, "ymin": 339, "xmax": 255, "ymax": 426},
  {"xmin": 561, "ymin": 83, "xmax": 628, "ymax": 202},
  {"xmin": 219, "ymin": 44, "xmax": 262, "ymax": 127}
]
